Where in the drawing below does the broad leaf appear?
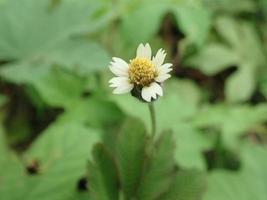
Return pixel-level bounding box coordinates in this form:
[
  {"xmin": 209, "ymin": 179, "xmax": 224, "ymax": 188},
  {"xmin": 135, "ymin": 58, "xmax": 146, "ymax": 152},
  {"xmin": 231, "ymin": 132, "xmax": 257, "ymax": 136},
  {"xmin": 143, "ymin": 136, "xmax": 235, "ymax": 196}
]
[{"xmin": 0, "ymin": 0, "xmax": 110, "ymax": 74}]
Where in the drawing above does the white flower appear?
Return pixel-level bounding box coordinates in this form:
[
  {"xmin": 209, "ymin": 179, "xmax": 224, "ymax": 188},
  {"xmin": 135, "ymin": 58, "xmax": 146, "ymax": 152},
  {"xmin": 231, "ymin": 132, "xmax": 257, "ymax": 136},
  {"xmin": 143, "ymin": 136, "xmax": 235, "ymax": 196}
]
[{"xmin": 109, "ymin": 43, "xmax": 172, "ymax": 102}]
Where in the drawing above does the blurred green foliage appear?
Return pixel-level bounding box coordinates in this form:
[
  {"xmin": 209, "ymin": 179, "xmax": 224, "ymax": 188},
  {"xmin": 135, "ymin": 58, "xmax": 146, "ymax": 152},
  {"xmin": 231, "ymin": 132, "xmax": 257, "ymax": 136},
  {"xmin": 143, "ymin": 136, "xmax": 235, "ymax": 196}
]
[{"xmin": 0, "ymin": 0, "xmax": 267, "ymax": 199}]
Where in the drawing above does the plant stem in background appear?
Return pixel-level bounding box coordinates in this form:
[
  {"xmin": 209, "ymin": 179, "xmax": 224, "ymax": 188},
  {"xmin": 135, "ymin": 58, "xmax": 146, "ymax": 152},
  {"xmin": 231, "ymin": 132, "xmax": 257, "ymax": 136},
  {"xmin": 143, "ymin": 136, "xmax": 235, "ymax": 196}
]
[{"xmin": 148, "ymin": 103, "xmax": 156, "ymax": 137}]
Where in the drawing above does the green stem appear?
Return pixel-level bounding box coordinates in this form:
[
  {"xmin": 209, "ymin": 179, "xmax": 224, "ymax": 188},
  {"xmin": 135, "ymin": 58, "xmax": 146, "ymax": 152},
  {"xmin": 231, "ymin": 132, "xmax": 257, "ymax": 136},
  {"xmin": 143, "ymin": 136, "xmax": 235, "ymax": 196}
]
[{"xmin": 148, "ymin": 103, "xmax": 156, "ymax": 138}]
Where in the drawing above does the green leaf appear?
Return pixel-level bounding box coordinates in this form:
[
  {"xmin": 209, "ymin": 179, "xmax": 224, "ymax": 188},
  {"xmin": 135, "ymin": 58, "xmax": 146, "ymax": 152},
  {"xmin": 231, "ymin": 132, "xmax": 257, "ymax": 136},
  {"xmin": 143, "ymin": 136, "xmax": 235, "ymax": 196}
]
[
  {"xmin": 111, "ymin": 79, "xmax": 201, "ymax": 133},
  {"xmin": 88, "ymin": 144, "xmax": 119, "ymax": 200},
  {"xmin": 204, "ymin": 0, "xmax": 257, "ymax": 13},
  {"xmin": 0, "ymin": 0, "xmax": 109, "ymax": 74},
  {"xmin": 137, "ymin": 131, "xmax": 176, "ymax": 200},
  {"xmin": 225, "ymin": 64, "xmax": 256, "ymax": 102},
  {"xmin": 60, "ymin": 96, "xmax": 124, "ymax": 128},
  {"xmin": 116, "ymin": 117, "xmax": 148, "ymax": 199},
  {"xmin": 204, "ymin": 144, "xmax": 267, "ymax": 200},
  {"xmin": 42, "ymin": 39, "xmax": 110, "ymax": 76},
  {"xmin": 121, "ymin": 2, "xmax": 169, "ymax": 46},
  {"xmin": 0, "ymin": 0, "xmax": 102, "ymax": 59},
  {"xmin": 0, "ymin": 64, "xmax": 85, "ymax": 108},
  {"xmin": 24, "ymin": 122, "xmax": 100, "ymax": 200},
  {"xmin": 173, "ymin": 123, "xmax": 212, "ymax": 170},
  {"xmin": 161, "ymin": 170, "xmax": 207, "ymax": 200},
  {"xmin": 192, "ymin": 103, "xmax": 267, "ymax": 147},
  {"xmin": 0, "ymin": 94, "xmax": 7, "ymax": 107},
  {"xmin": 173, "ymin": 5, "xmax": 211, "ymax": 47},
  {"xmin": 186, "ymin": 43, "xmax": 238, "ymax": 75}
]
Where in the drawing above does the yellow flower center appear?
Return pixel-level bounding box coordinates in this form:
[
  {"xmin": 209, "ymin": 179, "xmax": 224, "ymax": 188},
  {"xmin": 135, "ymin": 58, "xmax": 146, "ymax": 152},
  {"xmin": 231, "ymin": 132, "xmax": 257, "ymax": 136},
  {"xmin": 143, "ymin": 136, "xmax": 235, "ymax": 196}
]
[{"xmin": 128, "ymin": 58, "xmax": 157, "ymax": 86}]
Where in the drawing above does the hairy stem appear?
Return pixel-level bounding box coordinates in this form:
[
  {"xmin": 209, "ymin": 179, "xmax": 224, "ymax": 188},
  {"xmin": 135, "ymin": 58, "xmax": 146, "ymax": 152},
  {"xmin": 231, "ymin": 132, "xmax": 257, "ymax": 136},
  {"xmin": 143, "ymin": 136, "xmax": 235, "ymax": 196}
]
[{"xmin": 148, "ymin": 103, "xmax": 156, "ymax": 138}]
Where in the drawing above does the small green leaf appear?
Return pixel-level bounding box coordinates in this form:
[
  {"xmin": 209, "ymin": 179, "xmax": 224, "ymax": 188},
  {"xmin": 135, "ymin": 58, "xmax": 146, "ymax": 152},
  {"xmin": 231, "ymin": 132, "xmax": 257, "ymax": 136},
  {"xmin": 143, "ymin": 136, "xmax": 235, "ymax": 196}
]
[
  {"xmin": 88, "ymin": 144, "xmax": 119, "ymax": 200},
  {"xmin": 116, "ymin": 117, "xmax": 148, "ymax": 199},
  {"xmin": 137, "ymin": 130, "xmax": 176, "ymax": 200}
]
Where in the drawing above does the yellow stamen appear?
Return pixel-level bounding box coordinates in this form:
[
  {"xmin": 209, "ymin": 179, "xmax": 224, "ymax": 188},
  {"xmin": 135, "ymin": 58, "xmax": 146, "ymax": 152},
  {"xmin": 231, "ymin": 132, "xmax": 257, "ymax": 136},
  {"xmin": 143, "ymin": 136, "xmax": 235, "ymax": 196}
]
[{"xmin": 128, "ymin": 58, "xmax": 157, "ymax": 86}]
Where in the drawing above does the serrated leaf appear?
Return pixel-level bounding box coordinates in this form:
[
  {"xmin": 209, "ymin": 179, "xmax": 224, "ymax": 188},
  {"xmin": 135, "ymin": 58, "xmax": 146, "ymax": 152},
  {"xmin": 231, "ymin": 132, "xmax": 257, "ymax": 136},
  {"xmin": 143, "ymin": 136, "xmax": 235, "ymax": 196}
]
[
  {"xmin": 116, "ymin": 117, "xmax": 148, "ymax": 199},
  {"xmin": 88, "ymin": 144, "xmax": 119, "ymax": 200},
  {"xmin": 137, "ymin": 131, "xmax": 176, "ymax": 200}
]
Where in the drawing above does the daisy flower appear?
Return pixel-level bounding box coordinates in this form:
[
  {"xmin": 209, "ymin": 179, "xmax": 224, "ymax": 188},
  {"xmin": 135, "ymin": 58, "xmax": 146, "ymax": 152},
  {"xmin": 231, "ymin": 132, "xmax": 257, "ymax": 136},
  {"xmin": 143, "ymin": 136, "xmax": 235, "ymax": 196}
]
[{"xmin": 109, "ymin": 43, "xmax": 172, "ymax": 102}]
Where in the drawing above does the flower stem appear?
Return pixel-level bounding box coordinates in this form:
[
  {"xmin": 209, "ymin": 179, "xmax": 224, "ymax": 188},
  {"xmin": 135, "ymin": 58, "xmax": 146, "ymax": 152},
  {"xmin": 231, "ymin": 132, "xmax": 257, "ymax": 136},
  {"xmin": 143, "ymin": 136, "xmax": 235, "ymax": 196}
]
[{"xmin": 148, "ymin": 102, "xmax": 156, "ymax": 138}]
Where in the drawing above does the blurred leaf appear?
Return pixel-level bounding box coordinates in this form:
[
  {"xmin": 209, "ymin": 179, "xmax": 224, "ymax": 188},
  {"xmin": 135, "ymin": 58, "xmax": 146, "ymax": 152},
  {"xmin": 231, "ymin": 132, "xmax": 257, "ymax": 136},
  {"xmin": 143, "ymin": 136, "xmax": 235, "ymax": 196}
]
[
  {"xmin": 204, "ymin": 144, "xmax": 267, "ymax": 200},
  {"xmin": 186, "ymin": 43, "xmax": 238, "ymax": 75},
  {"xmin": 116, "ymin": 117, "xmax": 148, "ymax": 199},
  {"xmin": 173, "ymin": 123, "xmax": 212, "ymax": 170},
  {"xmin": 161, "ymin": 170, "xmax": 207, "ymax": 200},
  {"xmin": 60, "ymin": 97, "xmax": 124, "ymax": 128},
  {"xmin": 0, "ymin": 63, "xmax": 85, "ymax": 108},
  {"xmin": 42, "ymin": 40, "xmax": 110, "ymax": 76},
  {"xmin": 0, "ymin": 0, "xmax": 109, "ymax": 74},
  {"xmin": 0, "ymin": 124, "xmax": 29, "ymax": 200},
  {"xmin": 88, "ymin": 144, "xmax": 119, "ymax": 200},
  {"xmin": 193, "ymin": 103, "xmax": 267, "ymax": 147},
  {"xmin": 121, "ymin": 2, "xmax": 169, "ymax": 46},
  {"xmin": 173, "ymin": 5, "xmax": 211, "ymax": 47},
  {"xmin": 187, "ymin": 16, "xmax": 266, "ymax": 102},
  {"xmin": 0, "ymin": 94, "xmax": 7, "ymax": 107},
  {"xmin": 111, "ymin": 79, "xmax": 201, "ymax": 133},
  {"xmin": 121, "ymin": 0, "xmax": 211, "ymax": 47},
  {"xmin": 225, "ymin": 64, "xmax": 256, "ymax": 102},
  {"xmin": 203, "ymin": 0, "xmax": 257, "ymax": 13},
  {"xmin": 111, "ymin": 80, "xmax": 209, "ymax": 170},
  {"xmin": 137, "ymin": 131, "xmax": 176, "ymax": 200},
  {"xmin": 24, "ymin": 121, "xmax": 100, "ymax": 200}
]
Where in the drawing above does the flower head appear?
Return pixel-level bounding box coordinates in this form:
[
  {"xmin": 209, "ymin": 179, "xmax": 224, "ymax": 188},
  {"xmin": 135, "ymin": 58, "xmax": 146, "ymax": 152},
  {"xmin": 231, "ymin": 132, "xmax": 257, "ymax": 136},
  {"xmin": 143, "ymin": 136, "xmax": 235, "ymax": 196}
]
[{"xmin": 109, "ymin": 43, "xmax": 172, "ymax": 102}]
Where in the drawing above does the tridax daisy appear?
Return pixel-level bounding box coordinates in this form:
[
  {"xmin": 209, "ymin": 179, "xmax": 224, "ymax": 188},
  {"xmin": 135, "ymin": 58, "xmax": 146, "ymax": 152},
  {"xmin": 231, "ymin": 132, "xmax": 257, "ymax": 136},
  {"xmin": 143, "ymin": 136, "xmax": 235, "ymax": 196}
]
[{"xmin": 109, "ymin": 43, "xmax": 172, "ymax": 102}]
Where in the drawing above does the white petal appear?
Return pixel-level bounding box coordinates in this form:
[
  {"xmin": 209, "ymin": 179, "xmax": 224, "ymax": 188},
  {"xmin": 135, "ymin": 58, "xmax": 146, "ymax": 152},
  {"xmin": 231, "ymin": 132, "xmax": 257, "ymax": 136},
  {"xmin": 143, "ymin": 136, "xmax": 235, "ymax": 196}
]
[
  {"xmin": 109, "ymin": 57, "xmax": 129, "ymax": 77},
  {"xmin": 109, "ymin": 77, "xmax": 133, "ymax": 94},
  {"xmin": 151, "ymin": 82, "xmax": 163, "ymax": 96},
  {"xmin": 136, "ymin": 43, "xmax": 152, "ymax": 59},
  {"xmin": 155, "ymin": 74, "xmax": 171, "ymax": 83},
  {"xmin": 157, "ymin": 63, "xmax": 173, "ymax": 75},
  {"xmin": 141, "ymin": 86, "xmax": 153, "ymax": 102},
  {"xmin": 113, "ymin": 84, "xmax": 134, "ymax": 94},
  {"xmin": 152, "ymin": 48, "xmax": 166, "ymax": 67},
  {"xmin": 109, "ymin": 77, "xmax": 129, "ymax": 87},
  {"xmin": 141, "ymin": 82, "xmax": 163, "ymax": 102}
]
